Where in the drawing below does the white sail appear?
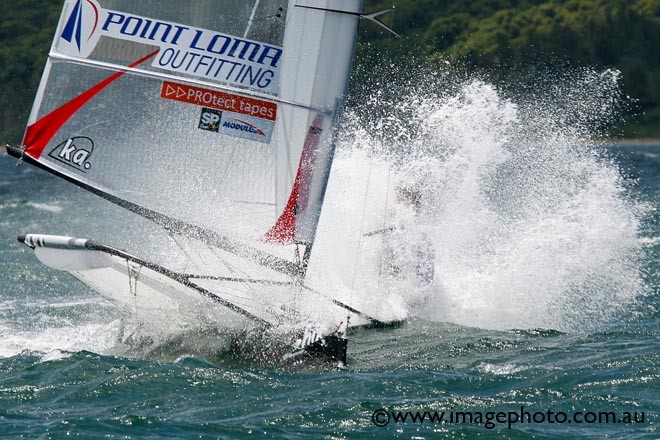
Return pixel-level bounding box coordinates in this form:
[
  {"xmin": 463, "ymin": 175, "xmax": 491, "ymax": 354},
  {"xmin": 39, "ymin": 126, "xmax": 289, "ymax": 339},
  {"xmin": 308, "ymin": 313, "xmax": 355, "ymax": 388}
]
[
  {"xmin": 17, "ymin": 0, "xmax": 360, "ymax": 251},
  {"xmin": 10, "ymin": 0, "xmax": 409, "ymax": 345}
]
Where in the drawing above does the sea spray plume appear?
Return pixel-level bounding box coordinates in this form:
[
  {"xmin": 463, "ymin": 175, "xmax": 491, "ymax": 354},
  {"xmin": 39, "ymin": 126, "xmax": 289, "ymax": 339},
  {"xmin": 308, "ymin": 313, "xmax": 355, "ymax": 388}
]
[{"xmin": 333, "ymin": 66, "xmax": 646, "ymax": 332}]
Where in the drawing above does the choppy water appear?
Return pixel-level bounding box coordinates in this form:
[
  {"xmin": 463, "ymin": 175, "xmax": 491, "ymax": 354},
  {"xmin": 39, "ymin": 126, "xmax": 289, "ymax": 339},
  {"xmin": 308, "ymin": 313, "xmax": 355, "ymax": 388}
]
[{"xmin": 1, "ymin": 75, "xmax": 659, "ymax": 438}]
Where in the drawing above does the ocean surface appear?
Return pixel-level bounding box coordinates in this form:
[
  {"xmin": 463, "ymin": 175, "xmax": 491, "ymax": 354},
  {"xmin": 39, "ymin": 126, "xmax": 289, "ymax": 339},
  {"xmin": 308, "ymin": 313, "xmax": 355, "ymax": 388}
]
[{"xmin": 0, "ymin": 140, "xmax": 658, "ymax": 439}]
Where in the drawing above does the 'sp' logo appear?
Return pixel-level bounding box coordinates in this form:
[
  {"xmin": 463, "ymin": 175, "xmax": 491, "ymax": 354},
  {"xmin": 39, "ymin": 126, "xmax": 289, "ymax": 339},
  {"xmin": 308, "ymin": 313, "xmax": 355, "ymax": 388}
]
[
  {"xmin": 48, "ymin": 136, "xmax": 96, "ymax": 173},
  {"xmin": 58, "ymin": 0, "xmax": 101, "ymax": 58},
  {"xmin": 198, "ymin": 108, "xmax": 222, "ymax": 132}
]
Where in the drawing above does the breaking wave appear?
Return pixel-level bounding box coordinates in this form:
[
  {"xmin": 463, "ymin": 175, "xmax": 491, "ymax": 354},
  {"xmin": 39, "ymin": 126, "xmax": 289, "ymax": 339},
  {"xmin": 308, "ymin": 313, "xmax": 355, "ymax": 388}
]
[{"xmin": 316, "ymin": 66, "xmax": 647, "ymax": 333}]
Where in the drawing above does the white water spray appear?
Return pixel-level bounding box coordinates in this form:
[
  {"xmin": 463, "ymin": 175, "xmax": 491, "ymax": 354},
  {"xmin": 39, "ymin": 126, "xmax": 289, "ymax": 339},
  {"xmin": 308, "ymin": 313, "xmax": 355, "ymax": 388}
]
[{"xmin": 315, "ymin": 71, "xmax": 646, "ymax": 333}]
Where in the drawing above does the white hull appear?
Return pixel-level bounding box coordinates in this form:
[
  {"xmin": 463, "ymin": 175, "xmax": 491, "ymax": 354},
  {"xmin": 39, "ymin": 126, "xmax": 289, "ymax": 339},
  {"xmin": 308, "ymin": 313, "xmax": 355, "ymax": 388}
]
[{"xmin": 22, "ymin": 234, "xmax": 401, "ymax": 344}]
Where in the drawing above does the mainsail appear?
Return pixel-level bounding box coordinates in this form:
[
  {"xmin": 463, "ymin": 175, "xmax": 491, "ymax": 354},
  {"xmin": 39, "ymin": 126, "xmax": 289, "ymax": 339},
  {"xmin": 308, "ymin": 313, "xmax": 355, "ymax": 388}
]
[{"xmin": 9, "ymin": 0, "xmax": 408, "ymax": 352}]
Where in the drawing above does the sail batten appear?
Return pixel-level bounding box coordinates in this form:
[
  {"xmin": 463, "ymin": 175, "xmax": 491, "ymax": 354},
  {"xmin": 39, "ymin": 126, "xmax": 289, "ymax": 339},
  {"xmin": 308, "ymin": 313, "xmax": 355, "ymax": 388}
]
[{"xmin": 48, "ymin": 51, "xmax": 329, "ymax": 113}]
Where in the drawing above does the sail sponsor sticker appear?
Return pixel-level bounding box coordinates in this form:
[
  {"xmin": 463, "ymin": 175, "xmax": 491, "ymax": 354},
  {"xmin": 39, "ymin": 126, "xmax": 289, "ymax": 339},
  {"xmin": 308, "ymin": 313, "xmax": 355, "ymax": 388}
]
[
  {"xmin": 218, "ymin": 113, "xmax": 274, "ymax": 143},
  {"xmin": 161, "ymin": 81, "xmax": 276, "ymax": 143},
  {"xmin": 48, "ymin": 136, "xmax": 95, "ymax": 173},
  {"xmin": 55, "ymin": 0, "xmax": 282, "ymax": 93},
  {"xmin": 199, "ymin": 108, "xmax": 222, "ymax": 132}
]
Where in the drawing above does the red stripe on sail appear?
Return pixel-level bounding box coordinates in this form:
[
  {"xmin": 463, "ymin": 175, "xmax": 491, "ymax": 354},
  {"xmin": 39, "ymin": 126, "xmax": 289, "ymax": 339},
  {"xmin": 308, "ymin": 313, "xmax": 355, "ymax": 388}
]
[
  {"xmin": 23, "ymin": 50, "xmax": 160, "ymax": 159},
  {"xmin": 264, "ymin": 114, "xmax": 324, "ymax": 244}
]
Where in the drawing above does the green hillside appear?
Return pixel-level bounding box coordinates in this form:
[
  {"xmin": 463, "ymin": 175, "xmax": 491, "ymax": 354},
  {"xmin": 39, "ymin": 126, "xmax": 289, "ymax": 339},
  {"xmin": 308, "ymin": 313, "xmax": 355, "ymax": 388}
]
[
  {"xmin": 1, "ymin": 0, "xmax": 658, "ymax": 144},
  {"xmin": 359, "ymin": 0, "xmax": 660, "ymax": 138},
  {"xmin": 0, "ymin": 1, "xmax": 61, "ymax": 144}
]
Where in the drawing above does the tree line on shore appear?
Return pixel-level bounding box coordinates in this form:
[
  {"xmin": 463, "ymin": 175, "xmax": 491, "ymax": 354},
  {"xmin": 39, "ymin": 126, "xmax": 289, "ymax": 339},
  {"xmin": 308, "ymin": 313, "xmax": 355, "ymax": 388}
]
[{"xmin": 1, "ymin": 0, "xmax": 658, "ymax": 144}]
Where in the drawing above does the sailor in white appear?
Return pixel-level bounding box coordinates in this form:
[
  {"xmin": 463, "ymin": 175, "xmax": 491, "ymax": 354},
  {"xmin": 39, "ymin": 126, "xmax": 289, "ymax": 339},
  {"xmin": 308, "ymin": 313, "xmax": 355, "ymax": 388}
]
[{"xmin": 381, "ymin": 184, "xmax": 435, "ymax": 284}]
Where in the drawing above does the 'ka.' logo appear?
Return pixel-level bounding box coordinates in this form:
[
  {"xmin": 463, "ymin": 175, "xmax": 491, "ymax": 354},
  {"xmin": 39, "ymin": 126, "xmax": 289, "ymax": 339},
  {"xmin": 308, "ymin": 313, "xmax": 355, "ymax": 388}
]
[
  {"xmin": 49, "ymin": 137, "xmax": 96, "ymax": 173},
  {"xmin": 59, "ymin": 0, "xmax": 102, "ymax": 58}
]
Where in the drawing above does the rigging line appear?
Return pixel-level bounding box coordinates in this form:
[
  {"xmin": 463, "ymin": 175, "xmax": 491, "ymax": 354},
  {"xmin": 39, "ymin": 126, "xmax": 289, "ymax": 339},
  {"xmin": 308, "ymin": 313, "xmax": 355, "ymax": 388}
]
[
  {"xmin": 377, "ymin": 165, "xmax": 392, "ymax": 292},
  {"xmin": 134, "ymin": 265, "xmax": 142, "ymax": 296},
  {"xmin": 126, "ymin": 259, "xmax": 140, "ymax": 318},
  {"xmin": 197, "ymin": 283, "xmax": 264, "ymax": 303},
  {"xmin": 376, "ymin": 2, "xmax": 398, "ymax": 311},
  {"xmin": 187, "ymin": 274, "xmax": 293, "ymax": 285},
  {"xmin": 206, "ymin": 240, "xmax": 246, "ymax": 277},
  {"xmin": 243, "ymin": 0, "xmax": 262, "ymax": 38},
  {"xmin": 208, "ymin": 244, "xmax": 233, "ymax": 274},
  {"xmin": 377, "ymin": 3, "xmax": 397, "ymax": 300},
  {"xmin": 350, "ymin": 4, "xmax": 398, "ymax": 297},
  {"xmin": 166, "ymin": 231, "xmax": 193, "ymax": 273},
  {"xmin": 207, "ymin": 242, "xmax": 262, "ymax": 295},
  {"xmin": 294, "ymin": 5, "xmax": 399, "ymax": 37},
  {"xmin": 127, "ymin": 259, "xmax": 134, "ymax": 297},
  {"xmin": 350, "ymin": 154, "xmax": 374, "ymax": 294},
  {"xmin": 170, "ymin": 228, "xmax": 211, "ymax": 271}
]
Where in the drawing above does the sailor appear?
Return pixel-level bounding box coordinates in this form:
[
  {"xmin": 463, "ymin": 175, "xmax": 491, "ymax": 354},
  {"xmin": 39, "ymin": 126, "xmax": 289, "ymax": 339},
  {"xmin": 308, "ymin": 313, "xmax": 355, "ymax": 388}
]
[{"xmin": 380, "ymin": 183, "xmax": 435, "ymax": 284}]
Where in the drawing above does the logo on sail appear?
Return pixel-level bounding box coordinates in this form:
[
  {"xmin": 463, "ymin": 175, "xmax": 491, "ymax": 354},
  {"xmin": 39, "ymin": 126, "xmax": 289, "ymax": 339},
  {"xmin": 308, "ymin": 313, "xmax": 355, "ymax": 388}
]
[
  {"xmin": 219, "ymin": 115, "xmax": 272, "ymax": 143},
  {"xmin": 59, "ymin": 0, "xmax": 101, "ymax": 58},
  {"xmin": 222, "ymin": 118, "xmax": 266, "ymax": 136},
  {"xmin": 160, "ymin": 81, "xmax": 276, "ymax": 143},
  {"xmin": 198, "ymin": 108, "xmax": 222, "ymax": 132},
  {"xmin": 48, "ymin": 137, "xmax": 95, "ymax": 173},
  {"xmin": 54, "ymin": 1, "xmax": 282, "ymax": 92}
]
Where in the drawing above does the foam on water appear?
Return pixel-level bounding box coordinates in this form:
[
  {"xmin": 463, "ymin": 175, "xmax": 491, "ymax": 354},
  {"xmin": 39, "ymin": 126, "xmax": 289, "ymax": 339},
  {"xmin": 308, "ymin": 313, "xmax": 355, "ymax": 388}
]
[
  {"xmin": 640, "ymin": 236, "xmax": 660, "ymax": 246},
  {"xmin": 0, "ymin": 320, "xmax": 123, "ymax": 359},
  {"xmin": 316, "ymin": 69, "xmax": 647, "ymax": 333},
  {"xmin": 26, "ymin": 202, "xmax": 64, "ymax": 213},
  {"xmin": 476, "ymin": 362, "xmax": 526, "ymax": 375}
]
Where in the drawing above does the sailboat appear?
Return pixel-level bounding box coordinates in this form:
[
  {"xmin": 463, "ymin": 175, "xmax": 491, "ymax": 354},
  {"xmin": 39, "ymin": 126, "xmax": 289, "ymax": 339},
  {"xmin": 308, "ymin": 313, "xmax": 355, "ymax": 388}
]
[{"xmin": 7, "ymin": 0, "xmax": 408, "ymax": 363}]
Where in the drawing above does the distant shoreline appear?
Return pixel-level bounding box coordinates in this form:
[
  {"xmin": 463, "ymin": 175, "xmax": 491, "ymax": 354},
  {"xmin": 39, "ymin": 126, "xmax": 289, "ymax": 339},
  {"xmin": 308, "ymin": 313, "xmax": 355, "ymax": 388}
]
[{"xmin": 610, "ymin": 138, "xmax": 660, "ymax": 145}]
